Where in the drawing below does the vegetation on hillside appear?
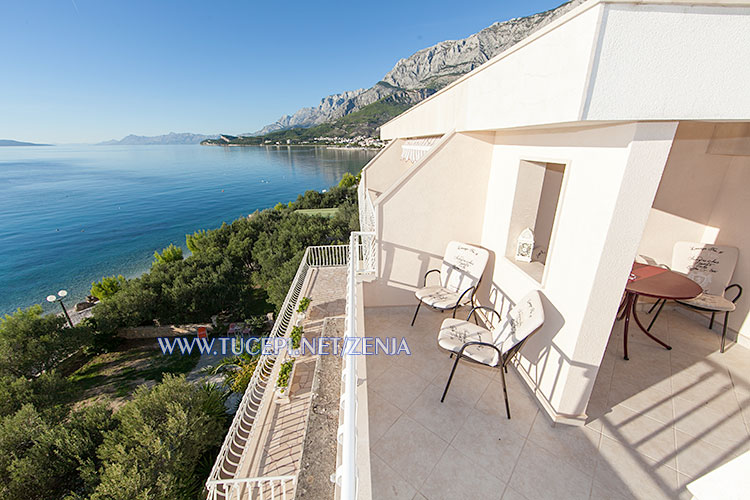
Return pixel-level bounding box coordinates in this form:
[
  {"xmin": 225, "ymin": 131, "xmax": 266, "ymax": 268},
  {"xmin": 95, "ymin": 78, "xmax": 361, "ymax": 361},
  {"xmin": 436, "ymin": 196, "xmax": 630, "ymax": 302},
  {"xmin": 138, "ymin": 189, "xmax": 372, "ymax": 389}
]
[
  {"xmin": 0, "ymin": 173, "xmax": 362, "ymax": 499},
  {"xmin": 203, "ymin": 95, "xmax": 414, "ymax": 146}
]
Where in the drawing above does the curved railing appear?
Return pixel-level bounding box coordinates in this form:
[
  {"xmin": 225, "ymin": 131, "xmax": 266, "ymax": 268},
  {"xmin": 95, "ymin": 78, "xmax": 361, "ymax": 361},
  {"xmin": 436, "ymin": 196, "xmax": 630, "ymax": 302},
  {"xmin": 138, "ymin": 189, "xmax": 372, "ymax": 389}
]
[
  {"xmin": 206, "ymin": 245, "xmax": 345, "ymax": 499},
  {"xmin": 206, "ymin": 234, "xmax": 374, "ymax": 500}
]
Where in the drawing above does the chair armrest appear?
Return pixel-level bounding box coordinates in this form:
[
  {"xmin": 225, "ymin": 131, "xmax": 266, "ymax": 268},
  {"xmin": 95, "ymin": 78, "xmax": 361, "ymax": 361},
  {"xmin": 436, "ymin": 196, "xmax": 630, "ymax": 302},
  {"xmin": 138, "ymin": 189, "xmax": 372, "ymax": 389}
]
[
  {"xmin": 423, "ymin": 269, "xmax": 441, "ymax": 287},
  {"xmin": 467, "ymin": 306, "xmax": 501, "ymax": 325},
  {"xmin": 456, "ymin": 340, "xmax": 502, "ymax": 364},
  {"xmin": 455, "ymin": 286, "xmax": 475, "ymax": 308},
  {"xmin": 726, "ymin": 284, "xmax": 742, "ymax": 303}
]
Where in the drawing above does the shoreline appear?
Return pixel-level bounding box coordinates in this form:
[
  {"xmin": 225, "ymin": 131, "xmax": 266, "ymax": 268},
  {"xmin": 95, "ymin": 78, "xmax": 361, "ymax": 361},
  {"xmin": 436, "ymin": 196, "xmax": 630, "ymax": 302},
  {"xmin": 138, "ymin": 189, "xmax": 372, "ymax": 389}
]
[{"xmin": 201, "ymin": 143, "xmax": 382, "ymax": 150}]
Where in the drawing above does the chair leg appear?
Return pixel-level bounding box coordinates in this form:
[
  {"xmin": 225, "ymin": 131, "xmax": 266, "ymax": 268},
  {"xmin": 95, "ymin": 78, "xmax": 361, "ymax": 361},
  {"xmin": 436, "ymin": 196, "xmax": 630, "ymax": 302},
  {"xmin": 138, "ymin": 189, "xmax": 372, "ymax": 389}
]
[
  {"xmin": 440, "ymin": 352, "xmax": 462, "ymax": 402},
  {"xmin": 721, "ymin": 311, "xmax": 729, "ymax": 353},
  {"xmin": 499, "ymin": 359, "xmax": 511, "ymax": 419},
  {"xmin": 709, "ymin": 312, "xmax": 716, "ymax": 330},
  {"xmin": 647, "ymin": 299, "xmax": 667, "ymax": 332},
  {"xmin": 452, "ymin": 304, "xmax": 458, "ymax": 318},
  {"xmin": 410, "ymin": 301, "xmax": 422, "ymax": 327}
]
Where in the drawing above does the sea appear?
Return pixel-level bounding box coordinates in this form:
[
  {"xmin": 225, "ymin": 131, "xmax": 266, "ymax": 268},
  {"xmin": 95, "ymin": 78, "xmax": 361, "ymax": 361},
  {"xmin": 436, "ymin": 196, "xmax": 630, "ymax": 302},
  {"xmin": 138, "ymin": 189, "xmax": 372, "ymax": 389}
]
[{"xmin": 0, "ymin": 145, "xmax": 377, "ymax": 316}]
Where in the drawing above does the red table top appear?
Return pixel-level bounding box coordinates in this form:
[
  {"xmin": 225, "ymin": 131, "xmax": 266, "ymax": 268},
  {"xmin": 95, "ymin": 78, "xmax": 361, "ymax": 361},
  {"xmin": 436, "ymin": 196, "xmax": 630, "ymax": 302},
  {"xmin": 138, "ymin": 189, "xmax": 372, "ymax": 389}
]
[{"xmin": 626, "ymin": 263, "xmax": 703, "ymax": 300}]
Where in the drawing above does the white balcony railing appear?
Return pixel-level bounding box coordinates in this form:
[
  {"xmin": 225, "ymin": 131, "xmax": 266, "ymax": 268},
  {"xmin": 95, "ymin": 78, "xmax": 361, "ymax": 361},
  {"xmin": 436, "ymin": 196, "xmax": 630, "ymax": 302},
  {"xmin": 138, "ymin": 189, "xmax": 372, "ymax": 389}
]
[
  {"xmin": 357, "ymin": 181, "xmax": 376, "ymax": 234},
  {"xmin": 206, "ymin": 232, "xmax": 374, "ymax": 499},
  {"xmin": 352, "ymin": 231, "xmax": 376, "ymax": 276},
  {"xmin": 335, "ymin": 232, "xmax": 361, "ymax": 500},
  {"xmin": 206, "ymin": 476, "xmax": 296, "ymax": 500}
]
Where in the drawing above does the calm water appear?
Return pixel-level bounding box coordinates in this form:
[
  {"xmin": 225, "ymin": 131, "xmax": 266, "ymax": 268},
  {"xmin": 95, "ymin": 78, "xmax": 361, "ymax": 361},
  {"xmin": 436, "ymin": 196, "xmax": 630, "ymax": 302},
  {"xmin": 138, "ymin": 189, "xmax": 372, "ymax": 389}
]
[{"xmin": 0, "ymin": 145, "xmax": 376, "ymax": 315}]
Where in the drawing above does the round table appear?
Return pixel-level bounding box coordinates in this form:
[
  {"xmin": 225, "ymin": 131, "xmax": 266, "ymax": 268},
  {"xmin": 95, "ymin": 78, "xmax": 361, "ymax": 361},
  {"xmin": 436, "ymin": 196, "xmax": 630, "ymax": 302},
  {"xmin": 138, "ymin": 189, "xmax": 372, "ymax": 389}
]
[{"xmin": 619, "ymin": 263, "xmax": 703, "ymax": 360}]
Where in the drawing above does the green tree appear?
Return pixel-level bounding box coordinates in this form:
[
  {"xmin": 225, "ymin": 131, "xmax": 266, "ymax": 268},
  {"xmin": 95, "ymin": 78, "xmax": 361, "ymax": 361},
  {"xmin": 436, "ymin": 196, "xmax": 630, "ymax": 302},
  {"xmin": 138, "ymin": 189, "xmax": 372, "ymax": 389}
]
[
  {"xmin": 0, "ymin": 404, "xmax": 114, "ymax": 500},
  {"xmin": 0, "ymin": 305, "xmax": 91, "ymax": 378},
  {"xmin": 185, "ymin": 229, "xmax": 208, "ymax": 254},
  {"xmin": 338, "ymin": 172, "xmax": 358, "ymax": 188},
  {"xmin": 91, "ymin": 375, "xmax": 227, "ymax": 500},
  {"xmin": 153, "ymin": 243, "xmax": 183, "ymax": 266},
  {"xmin": 90, "ymin": 275, "xmax": 126, "ymax": 301}
]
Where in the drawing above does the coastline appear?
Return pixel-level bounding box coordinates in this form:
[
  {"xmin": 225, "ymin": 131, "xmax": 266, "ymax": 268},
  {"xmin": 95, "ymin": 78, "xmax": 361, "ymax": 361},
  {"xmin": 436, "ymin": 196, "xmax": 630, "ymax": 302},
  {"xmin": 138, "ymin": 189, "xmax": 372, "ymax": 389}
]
[
  {"xmin": 1, "ymin": 144, "xmax": 376, "ymax": 316},
  {"xmin": 201, "ymin": 143, "xmax": 382, "ymax": 151}
]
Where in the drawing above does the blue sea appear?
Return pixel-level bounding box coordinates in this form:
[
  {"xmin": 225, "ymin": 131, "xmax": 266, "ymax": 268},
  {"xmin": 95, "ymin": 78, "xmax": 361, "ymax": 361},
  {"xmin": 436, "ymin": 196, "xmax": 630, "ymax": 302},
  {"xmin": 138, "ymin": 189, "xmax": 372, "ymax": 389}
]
[{"xmin": 0, "ymin": 145, "xmax": 376, "ymax": 315}]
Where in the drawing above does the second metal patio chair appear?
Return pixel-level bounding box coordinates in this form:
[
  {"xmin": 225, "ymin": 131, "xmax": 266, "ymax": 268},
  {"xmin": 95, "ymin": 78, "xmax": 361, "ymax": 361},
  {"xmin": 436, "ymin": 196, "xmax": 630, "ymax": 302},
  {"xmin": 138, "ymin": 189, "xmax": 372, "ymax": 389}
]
[
  {"xmin": 437, "ymin": 290, "xmax": 545, "ymax": 419},
  {"xmin": 647, "ymin": 242, "xmax": 741, "ymax": 352},
  {"xmin": 411, "ymin": 241, "xmax": 490, "ymax": 326}
]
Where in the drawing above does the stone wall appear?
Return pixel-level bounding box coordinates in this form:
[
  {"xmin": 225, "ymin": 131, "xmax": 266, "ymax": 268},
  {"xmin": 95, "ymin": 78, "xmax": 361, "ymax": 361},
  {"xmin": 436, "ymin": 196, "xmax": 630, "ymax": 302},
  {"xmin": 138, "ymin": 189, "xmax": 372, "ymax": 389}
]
[{"xmin": 118, "ymin": 324, "xmax": 213, "ymax": 339}]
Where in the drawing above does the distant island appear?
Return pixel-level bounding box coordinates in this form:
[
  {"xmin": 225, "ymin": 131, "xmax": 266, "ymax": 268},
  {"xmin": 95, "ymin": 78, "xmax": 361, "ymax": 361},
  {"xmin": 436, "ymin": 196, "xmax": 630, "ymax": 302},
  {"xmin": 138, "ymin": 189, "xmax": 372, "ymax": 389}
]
[
  {"xmin": 0, "ymin": 139, "xmax": 52, "ymax": 147},
  {"xmin": 97, "ymin": 132, "xmax": 219, "ymax": 146}
]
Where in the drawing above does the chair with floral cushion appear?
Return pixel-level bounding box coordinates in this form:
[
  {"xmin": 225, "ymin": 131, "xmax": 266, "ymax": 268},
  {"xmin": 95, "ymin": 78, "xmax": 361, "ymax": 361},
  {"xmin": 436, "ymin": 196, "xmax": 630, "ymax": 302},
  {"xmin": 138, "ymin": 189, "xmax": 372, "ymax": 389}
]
[
  {"xmin": 437, "ymin": 290, "xmax": 545, "ymax": 418},
  {"xmin": 411, "ymin": 241, "xmax": 490, "ymax": 326},
  {"xmin": 648, "ymin": 242, "xmax": 741, "ymax": 352}
]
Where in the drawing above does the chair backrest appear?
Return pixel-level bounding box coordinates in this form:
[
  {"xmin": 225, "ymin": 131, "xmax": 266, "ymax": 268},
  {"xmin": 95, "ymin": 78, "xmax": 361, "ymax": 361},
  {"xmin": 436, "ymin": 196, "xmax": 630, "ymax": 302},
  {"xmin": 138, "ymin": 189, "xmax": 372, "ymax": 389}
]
[
  {"xmin": 671, "ymin": 242, "xmax": 738, "ymax": 296},
  {"xmin": 440, "ymin": 241, "xmax": 490, "ymax": 295},
  {"xmin": 493, "ymin": 290, "xmax": 545, "ymax": 354}
]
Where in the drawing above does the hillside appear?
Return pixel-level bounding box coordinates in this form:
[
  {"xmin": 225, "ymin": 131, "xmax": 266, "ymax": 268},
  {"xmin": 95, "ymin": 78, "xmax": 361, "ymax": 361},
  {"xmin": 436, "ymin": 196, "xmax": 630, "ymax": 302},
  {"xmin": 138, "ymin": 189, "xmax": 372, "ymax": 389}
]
[
  {"xmin": 98, "ymin": 132, "xmax": 218, "ymax": 145},
  {"xmin": 0, "ymin": 139, "xmax": 51, "ymax": 146},
  {"xmin": 203, "ymin": 92, "xmax": 418, "ymax": 146},
  {"xmin": 241, "ymin": 0, "xmax": 584, "ymax": 141}
]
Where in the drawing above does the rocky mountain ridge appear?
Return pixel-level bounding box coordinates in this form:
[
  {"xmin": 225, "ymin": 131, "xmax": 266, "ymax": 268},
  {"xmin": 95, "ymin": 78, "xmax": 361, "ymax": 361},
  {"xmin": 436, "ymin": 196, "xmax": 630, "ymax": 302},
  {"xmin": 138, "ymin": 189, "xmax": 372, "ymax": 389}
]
[
  {"xmin": 98, "ymin": 132, "xmax": 219, "ymax": 145},
  {"xmin": 252, "ymin": 0, "xmax": 584, "ymax": 136}
]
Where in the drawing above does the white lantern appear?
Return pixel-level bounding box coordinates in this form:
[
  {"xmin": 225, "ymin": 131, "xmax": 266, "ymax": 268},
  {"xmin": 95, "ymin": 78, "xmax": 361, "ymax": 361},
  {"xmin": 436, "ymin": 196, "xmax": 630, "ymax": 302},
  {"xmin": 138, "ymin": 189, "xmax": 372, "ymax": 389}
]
[{"xmin": 515, "ymin": 228, "xmax": 534, "ymax": 263}]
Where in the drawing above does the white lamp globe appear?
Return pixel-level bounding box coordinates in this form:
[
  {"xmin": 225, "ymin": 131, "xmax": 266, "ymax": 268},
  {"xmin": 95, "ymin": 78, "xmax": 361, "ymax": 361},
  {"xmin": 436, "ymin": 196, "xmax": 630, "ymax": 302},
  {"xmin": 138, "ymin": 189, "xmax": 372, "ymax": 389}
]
[
  {"xmin": 57, "ymin": 290, "xmax": 68, "ymax": 298},
  {"xmin": 46, "ymin": 295, "xmax": 57, "ymax": 303}
]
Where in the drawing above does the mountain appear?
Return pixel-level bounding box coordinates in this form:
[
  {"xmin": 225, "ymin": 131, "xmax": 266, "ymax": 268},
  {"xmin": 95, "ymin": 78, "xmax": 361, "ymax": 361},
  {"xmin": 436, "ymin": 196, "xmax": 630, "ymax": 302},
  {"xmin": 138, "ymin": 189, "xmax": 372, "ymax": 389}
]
[
  {"xmin": 250, "ymin": 0, "xmax": 585, "ymax": 138},
  {"xmin": 98, "ymin": 132, "xmax": 219, "ymax": 145},
  {"xmin": 0, "ymin": 139, "xmax": 52, "ymax": 146}
]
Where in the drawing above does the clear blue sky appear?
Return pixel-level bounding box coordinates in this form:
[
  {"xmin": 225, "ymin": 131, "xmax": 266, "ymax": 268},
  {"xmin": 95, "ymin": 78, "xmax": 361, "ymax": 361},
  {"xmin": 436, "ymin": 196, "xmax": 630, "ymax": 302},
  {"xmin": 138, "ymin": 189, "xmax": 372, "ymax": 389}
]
[{"xmin": 0, "ymin": 0, "xmax": 565, "ymax": 144}]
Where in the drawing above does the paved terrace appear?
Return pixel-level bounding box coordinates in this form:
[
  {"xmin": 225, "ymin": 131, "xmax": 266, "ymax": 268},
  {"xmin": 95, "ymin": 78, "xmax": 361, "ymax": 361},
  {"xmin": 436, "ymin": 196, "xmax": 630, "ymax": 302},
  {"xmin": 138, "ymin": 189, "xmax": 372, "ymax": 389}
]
[
  {"xmin": 364, "ymin": 305, "xmax": 750, "ymax": 500},
  {"xmin": 233, "ymin": 267, "xmax": 347, "ymax": 499}
]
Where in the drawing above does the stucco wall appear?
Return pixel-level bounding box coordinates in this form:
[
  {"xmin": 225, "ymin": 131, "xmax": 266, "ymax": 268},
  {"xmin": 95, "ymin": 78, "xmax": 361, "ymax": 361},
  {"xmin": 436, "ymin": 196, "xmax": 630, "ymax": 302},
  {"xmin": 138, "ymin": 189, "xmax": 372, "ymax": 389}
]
[
  {"xmin": 363, "ymin": 132, "xmax": 494, "ymax": 306},
  {"xmin": 639, "ymin": 121, "xmax": 750, "ymax": 344},
  {"xmin": 584, "ymin": 3, "xmax": 750, "ymax": 121},
  {"xmin": 360, "ymin": 138, "xmax": 406, "ymax": 197},
  {"xmin": 479, "ymin": 122, "xmax": 678, "ymax": 421}
]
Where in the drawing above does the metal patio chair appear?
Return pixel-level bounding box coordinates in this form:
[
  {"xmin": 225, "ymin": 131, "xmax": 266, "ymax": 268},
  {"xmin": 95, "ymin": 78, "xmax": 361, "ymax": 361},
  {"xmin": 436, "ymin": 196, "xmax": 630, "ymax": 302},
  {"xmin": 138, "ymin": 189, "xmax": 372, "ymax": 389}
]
[
  {"xmin": 411, "ymin": 241, "xmax": 490, "ymax": 326},
  {"xmin": 437, "ymin": 290, "xmax": 545, "ymax": 418},
  {"xmin": 648, "ymin": 242, "xmax": 741, "ymax": 352}
]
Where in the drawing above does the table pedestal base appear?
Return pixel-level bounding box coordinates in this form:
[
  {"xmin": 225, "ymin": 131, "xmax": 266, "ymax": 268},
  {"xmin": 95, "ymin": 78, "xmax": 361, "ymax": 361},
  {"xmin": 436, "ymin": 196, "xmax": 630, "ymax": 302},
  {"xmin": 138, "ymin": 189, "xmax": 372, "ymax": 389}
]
[{"xmin": 622, "ymin": 292, "xmax": 672, "ymax": 360}]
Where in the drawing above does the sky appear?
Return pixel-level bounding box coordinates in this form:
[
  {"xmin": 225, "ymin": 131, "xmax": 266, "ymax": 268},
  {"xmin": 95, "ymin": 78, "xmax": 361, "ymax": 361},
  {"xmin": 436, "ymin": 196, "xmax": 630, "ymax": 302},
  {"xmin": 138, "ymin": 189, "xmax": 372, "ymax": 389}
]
[{"xmin": 0, "ymin": 0, "xmax": 564, "ymax": 144}]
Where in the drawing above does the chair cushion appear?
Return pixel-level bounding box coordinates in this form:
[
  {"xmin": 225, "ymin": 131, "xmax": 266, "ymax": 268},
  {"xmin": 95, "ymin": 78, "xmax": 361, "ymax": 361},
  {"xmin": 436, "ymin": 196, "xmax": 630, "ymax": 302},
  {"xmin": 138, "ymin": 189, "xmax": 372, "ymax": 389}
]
[
  {"xmin": 677, "ymin": 293, "xmax": 736, "ymax": 312},
  {"xmin": 437, "ymin": 318, "xmax": 500, "ymax": 367},
  {"xmin": 416, "ymin": 286, "xmax": 465, "ymax": 309}
]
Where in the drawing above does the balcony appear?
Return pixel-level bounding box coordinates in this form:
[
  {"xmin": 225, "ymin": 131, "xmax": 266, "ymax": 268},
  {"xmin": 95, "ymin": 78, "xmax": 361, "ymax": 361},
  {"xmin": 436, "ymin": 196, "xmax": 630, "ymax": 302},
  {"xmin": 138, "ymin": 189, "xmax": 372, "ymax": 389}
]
[{"xmin": 363, "ymin": 304, "xmax": 750, "ymax": 499}]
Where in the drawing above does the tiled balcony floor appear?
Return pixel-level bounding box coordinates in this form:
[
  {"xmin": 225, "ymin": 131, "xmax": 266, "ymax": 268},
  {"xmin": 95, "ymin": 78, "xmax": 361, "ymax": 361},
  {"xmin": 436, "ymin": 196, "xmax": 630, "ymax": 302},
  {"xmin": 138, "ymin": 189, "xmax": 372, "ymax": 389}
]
[{"xmin": 364, "ymin": 304, "xmax": 750, "ymax": 500}]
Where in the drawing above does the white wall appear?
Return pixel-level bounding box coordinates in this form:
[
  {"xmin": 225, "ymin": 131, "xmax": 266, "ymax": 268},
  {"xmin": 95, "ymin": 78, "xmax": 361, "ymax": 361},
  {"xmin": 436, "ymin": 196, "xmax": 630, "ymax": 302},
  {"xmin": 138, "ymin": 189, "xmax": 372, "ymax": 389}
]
[
  {"xmin": 480, "ymin": 122, "xmax": 678, "ymax": 422},
  {"xmin": 584, "ymin": 3, "xmax": 750, "ymax": 121},
  {"xmin": 363, "ymin": 132, "xmax": 495, "ymax": 306},
  {"xmin": 639, "ymin": 121, "xmax": 750, "ymax": 345}
]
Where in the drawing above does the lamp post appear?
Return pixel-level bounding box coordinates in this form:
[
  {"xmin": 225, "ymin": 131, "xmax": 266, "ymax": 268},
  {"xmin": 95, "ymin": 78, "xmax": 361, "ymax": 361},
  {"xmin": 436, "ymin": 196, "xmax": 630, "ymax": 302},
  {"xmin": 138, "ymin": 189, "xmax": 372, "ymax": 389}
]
[{"xmin": 47, "ymin": 290, "xmax": 74, "ymax": 328}]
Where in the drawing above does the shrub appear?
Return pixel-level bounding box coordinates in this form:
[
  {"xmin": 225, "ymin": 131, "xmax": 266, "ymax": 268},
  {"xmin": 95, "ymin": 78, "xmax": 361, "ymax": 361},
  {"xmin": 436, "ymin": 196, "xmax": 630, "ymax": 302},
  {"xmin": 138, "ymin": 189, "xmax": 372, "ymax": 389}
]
[
  {"xmin": 290, "ymin": 326, "xmax": 302, "ymax": 349},
  {"xmin": 276, "ymin": 360, "xmax": 294, "ymax": 388},
  {"xmin": 90, "ymin": 275, "xmax": 127, "ymax": 301},
  {"xmin": 297, "ymin": 297, "xmax": 311, "ymax": 313},
  {"xmin": 152, "ymin": 243, "xmax": 184, "ymax": 266},
  {"xmin": 0, "ymin": 305, "xmax": 91, "ymax": 378},
  {"xmin": 90, "ymin": 375, "xmax": 227, "ymax": 500}
]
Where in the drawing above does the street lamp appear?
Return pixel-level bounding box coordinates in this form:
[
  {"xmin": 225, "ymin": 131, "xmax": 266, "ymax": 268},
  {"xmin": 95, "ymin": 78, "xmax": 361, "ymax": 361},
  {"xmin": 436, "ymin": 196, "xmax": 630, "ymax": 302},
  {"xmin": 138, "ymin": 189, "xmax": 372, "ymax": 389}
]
[{"xmin": 47, "ymin": 289, "xmax": 74, "ymax": 328}]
